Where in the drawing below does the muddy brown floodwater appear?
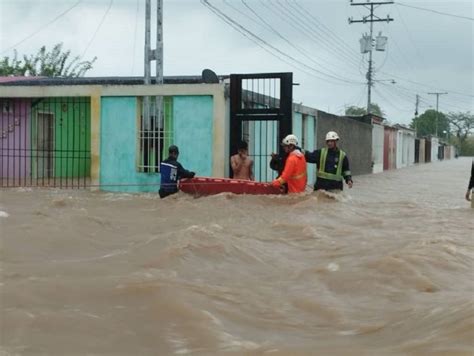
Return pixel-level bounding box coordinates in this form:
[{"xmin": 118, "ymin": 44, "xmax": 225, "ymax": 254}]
[{"xmin": 1, "ymin": 157, "xmax": 473, "ymax": 355}]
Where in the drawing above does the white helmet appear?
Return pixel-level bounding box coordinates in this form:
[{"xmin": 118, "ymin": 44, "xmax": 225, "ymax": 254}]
[
  {"xmin": 281, "ymin": 134, "xmax": 299, "ymax": 146},
  {"xmin": 325, "ymin": 131, "xmax": 340, "ymax": 141}
]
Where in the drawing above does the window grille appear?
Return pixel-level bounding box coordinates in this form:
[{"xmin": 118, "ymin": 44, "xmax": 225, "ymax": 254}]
[{"xmin": 137, "ymin": 96, "xmax": 173, "ymax": 173}]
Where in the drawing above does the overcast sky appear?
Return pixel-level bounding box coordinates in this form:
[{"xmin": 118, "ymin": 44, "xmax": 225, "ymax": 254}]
[{"xmin": 1, "ymin": 0, "xmax": 473, "ymax": 125}]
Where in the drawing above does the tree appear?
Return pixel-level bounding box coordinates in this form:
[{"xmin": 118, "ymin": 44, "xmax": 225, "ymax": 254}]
[
  {"xmin": 447, "ymin": 111, "xmax": 474, "ymax": 154},
  {"xmin": 0, "ymin": 43, "xmax": 96, "ymax": 77},
  {"xmin": 345, "ymin": 103, "xmax": 385, "ymax": 117},
  {"xmin": 410, "ymin": 109, "xmax": 450, "ymax": 138}
]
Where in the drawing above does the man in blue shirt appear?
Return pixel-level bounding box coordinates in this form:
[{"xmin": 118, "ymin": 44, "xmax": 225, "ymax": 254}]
[{"xmin": 159, "ymin": 145, "xmax": 195, "ymax": 198}]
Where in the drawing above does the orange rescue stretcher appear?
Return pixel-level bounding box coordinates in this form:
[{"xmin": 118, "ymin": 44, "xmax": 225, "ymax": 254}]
[{"xmin": 178, "ymin": 177, "xmax": 282, "ymax": 196}]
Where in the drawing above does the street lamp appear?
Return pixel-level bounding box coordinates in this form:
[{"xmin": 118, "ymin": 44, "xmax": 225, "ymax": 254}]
[{"xmin": 442, "ymin": 130, "xmax": 450, "ymax": 142}]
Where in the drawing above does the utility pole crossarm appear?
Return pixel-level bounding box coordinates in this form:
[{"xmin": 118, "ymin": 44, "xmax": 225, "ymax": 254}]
[
  {"xmin": 349, "ymin": 18, "xmax": 394, "ymax": 23},
  {"xmin": 350, "ymin": 1, "xmax": 394, "ymax": 5}
]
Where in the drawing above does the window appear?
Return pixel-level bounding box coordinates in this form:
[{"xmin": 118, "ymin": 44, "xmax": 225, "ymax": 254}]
[{"xmin": 137, "ymin": 96, "xmax": 173, "ymax": 173}]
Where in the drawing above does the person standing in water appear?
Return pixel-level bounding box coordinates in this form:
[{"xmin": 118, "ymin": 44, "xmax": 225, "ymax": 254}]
[
  {"xmin": 159, "ymin": 145, "xmax": 195, "ymax": 199},
  {"xmin": 304, "ymin": 131, "xmax": 353, "ymax": 192},
  {"xmin": 230, "ymin": 141, "xmax": 254, "ymax": 180},
  {"xmin": 465, "ymin": 160, "xmax": 473, "ymax": 207},
  {"xmin": 272, "ymin": 134, "xmax": 307, "ymax": 193}
]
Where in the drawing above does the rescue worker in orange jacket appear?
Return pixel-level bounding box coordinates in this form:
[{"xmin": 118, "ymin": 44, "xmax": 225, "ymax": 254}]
[{"xmin": 272, "ymin": 134, "xmax": 307, "ymax": 193}]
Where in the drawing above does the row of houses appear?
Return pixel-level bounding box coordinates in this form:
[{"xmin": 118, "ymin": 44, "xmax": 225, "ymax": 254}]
[
  {"xmin": 0, "ymin": 72, "xmax": 456, "ymax": 192},
  {"xmin": 369, "ymin": 115, "xmax": 456, "ymax": 174}
]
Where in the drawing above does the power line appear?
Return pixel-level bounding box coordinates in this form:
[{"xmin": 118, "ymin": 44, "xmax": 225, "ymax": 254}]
[
  {"xmin": 287, "ymin": 0, "xmax": 362, "ymax": 61},
  {"xmin": 1, "ymin": 0, "xmax": 83, "ymax": 55},
  {"xmin": 272, "ymin": 0, "xmax": 363, "ymax": 69},
  {"xmin": 379, "ymin": 71, "xmax": 474, "ymax": 98},
  {"xmin": 81, "ymin": 0, "xmax": 114, "ymax": 59},
  {"xmin": 201, "ymin": 0, "xmax": 363, "ymax": 85},
  {"xmin": 221, "ymin": 0, "xmax": 359, "ymax": 78},
  {"xmin": 394, "ymin": 4, "xmax": 430, "ymax": 75},
  {"xmin": 237, "ymin": 0, "xmax": 361, "ymax": 82},
  {"xmin": 397, "ymin": 2, "xmax": 474, "ymax": 21},
  {"xmin": 256, "ymin": 0, "xmax": 362, "ymax": 70}
]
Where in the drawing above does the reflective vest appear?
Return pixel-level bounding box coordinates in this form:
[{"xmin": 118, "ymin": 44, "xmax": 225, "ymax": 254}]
[
  {"xmin": 276, "ymin": 150, "xmax": 307, "ymax": 193},
  {"xmin": 160, "ymin": 162, "xmax": 178, "ymax": 193},
  {"xmin": 317, "ymin": 148, "xmax": 347, "ymax": 182}
]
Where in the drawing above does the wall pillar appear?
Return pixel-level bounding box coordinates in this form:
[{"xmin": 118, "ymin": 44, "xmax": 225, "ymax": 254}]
[
  {"xmin": 212, "ymin": 86, "xmax": 226, "ymax": 177},
  {"xmin": 90, "ymin": 93, "xmax": 101, "ymax": 189}
]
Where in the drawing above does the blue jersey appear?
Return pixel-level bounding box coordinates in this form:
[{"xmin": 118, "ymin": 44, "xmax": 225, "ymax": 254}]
[{"xmin": 160, "ymin": 162, "xmax": 179, "ymax": 193}]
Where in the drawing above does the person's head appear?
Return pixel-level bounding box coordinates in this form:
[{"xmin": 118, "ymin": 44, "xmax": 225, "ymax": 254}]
[
  {"xmin": 168, "ymin": 145, "xmax": 179, "ymax": 159},
  {"xmin": 281, "ymin": 134, "xmax": 299, "ymax": 153},
  {"xmin": 325, "ymin": 131, "xmax": 339, "ymax": 149},
  {"xmin": 237, "ymin": 141, "xmax": 248, "ymax": 155}
]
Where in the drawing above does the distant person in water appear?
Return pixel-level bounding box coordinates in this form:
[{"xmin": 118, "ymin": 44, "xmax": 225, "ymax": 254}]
[
  {"xmin": 230, "ymin": 141, "xmax": 254, "ymax": 180},
  {"xmin": 466, "ymin": 160, "xmax": 473, "ymax": 207},
  {"xmin": 159, "ymin": 145, "xmax": 195, "ymax": 199}
]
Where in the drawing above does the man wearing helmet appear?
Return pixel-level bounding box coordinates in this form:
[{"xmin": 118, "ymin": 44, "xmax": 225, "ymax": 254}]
[
  {"xmin": 159, "ymin": 145, "xmax": 196, "ymax": 198},
  {"xmin": 272, "ymin": 134, "xmax": 307, "ymax": 193},
  {"xmin": 304, "ymin": 131, "xmax": 353, "ymax": 191}
]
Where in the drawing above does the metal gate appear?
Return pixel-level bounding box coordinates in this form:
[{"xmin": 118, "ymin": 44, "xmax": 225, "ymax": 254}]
[
  {"xmin": 229, "ymin": 73, "xmax": 293, "ymax": 182},
  {"xmin": 1, "ymin": 97, "xmax": 91, "ymax": 188}
]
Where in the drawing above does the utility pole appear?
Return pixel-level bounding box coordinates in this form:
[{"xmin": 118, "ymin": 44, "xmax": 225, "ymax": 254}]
[
  {"xmin": 349, "ymin": 1, "xmax": 393, "ymax": 114},
  {"xmin": 144, "ymin": 0, "xmax": 164, "ymax": 167},
  {"xmin": 427, "ymin": 92, "xmax": 448, "ymax": 137},
  {"xmin": 414, "ymin": 94, "xmax": 419, "ymax": 136}
]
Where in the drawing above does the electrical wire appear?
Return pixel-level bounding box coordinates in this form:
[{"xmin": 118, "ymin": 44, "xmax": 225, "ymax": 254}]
[
  {"xmin": 288, "ymin": 0, "xmax": 362, "ymax": 60},
  {"xmin": 237, "ymin": 0, "xmax": 362, "ymax": 82},
  {"xmin": 397, "ymin": 2, "xmax": 474, "ymax": 21},
  {"xmin": 81, "ymin": 0, "xmax": 114, "ymax": 59},
  {"xmin": 271, "ymin": 0, "xmax": 363, "ymax": 69},
  {"xmin": 201, "ymin": 0, "xmax": 363, "ymax": 85},
  {"xmin": 1, "ymin": 0, "xmax": 83, "ymax": 55}
]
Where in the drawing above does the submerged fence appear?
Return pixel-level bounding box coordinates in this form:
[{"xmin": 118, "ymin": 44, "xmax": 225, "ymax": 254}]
[{"xmin": 1, "ymin": 97, "xmax": 91, "ymax": 188}]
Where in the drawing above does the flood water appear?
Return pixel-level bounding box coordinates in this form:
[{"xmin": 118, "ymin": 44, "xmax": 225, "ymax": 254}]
[{"xmin": 1, "ymin": 157, "xmax": 473, "ymax": 355}]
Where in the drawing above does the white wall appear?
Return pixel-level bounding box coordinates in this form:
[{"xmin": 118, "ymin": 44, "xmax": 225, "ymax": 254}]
[
  {"xmin": 372, "ymin": 123, "xmax": 384, "ymax": 173},
  {"xmin": 431, "ymin": 137, "xmax": 439, "ymax": 162},
  {"xmin": 396, "ymin": 129, "xmax": 415, "ymax": 169}
]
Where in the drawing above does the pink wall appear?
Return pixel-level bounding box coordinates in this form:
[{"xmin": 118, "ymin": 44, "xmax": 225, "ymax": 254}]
[
  {"xmin": 383, "ymin": 127, "xmax": 397, "ymax": 171},
  {"xmin": 1, "ymin": 99, "xmax": 31, "ymax": 179}
]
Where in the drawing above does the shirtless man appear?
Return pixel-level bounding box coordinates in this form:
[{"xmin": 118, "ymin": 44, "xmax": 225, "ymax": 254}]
[{"xmin": 230, "ymin": 141, "xmax": 254, "ymax": 180}]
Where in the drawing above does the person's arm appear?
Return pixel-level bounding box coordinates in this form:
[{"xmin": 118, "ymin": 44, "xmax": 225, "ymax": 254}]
[
  {"xmin": 249, "ymin": 159, "xmax": 254, "ymax": 181},
  {"xmin": 342, "ymin": 155, "xmax": 353, "ymax": 188},
  {"xmin": 177, "ymin": 162, "xmax": 195, "ymax": 179},
  {"xmin": 273, "ymin": 155, "xmax": 296, "ymax": 187},
  {"xmin": 305, "ymin": 149, "xmax": 320, "ymax": 165}
]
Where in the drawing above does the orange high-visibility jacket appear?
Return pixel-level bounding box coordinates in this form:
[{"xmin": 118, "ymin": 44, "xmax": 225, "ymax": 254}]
[{"xmin": 273, "ymin": 150, "xmax": 307, "ymax": 193}]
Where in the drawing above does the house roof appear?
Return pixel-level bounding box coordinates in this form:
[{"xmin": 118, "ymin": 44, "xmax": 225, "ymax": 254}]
[
  {"xmin": 0, "ymin": 76, "xmax": 45, "ymax": 84},
  {"xmin": 0, "ymin": 75, "xmax": 229, "ymax": 86}
]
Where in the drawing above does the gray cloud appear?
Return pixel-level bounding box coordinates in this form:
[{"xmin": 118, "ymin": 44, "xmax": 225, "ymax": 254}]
[{"xmin": 0, "ymin": 0, "xmax": 472, "ymax": 124}]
